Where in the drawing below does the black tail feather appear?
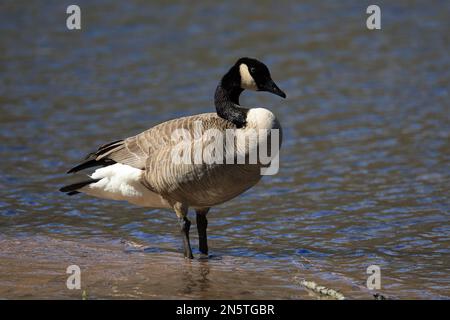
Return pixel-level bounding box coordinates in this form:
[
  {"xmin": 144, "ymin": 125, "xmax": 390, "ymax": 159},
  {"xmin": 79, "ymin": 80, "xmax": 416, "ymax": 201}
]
[
  {"xmin": 67, "ymin": 158, "xmax": 115, "ymax": 174},
  {"xmin": 66, "ymin": 139, "xmax": 123, "ymax": 173},
  {"xmin": 59, "ymin": 178, "xmax": 101, "ymax": 194}
]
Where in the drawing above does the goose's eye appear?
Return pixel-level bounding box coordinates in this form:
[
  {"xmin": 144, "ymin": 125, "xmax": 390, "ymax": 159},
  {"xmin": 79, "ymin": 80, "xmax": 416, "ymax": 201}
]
[{"xmin": 250, "ymin": 67, "xmax": 256, "ymax": 73}]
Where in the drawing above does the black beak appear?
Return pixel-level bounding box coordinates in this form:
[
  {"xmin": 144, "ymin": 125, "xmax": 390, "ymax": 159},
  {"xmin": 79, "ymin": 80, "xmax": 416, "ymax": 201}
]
[{"xmin": 260, "ymin": 79, "xmax": 287, "ymax": 98}]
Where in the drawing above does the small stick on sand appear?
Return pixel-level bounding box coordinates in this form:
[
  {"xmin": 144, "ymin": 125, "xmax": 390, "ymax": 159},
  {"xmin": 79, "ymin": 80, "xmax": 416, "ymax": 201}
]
[{"xmin": 295, "ymin": 277, "xmax": 345, "ymax": 300}]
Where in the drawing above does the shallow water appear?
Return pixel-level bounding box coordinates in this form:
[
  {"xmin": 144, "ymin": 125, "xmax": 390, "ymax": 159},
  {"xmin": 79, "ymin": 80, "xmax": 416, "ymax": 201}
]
[{"xmin": 0, "ymin": 1, "xmax": 449, "ymax": 299}]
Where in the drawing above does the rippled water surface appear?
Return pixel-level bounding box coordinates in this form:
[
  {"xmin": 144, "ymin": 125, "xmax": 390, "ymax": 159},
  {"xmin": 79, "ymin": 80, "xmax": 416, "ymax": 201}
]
[{"xmin": 0, "ymin": 1, "xmax": 449, "ymax": 299}]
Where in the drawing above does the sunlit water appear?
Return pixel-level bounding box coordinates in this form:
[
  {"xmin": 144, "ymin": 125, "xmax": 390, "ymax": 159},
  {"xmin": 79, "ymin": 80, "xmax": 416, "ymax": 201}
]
[{"xmin": 0, "ymin": 1, "xmax": 449, "ymax": 299}]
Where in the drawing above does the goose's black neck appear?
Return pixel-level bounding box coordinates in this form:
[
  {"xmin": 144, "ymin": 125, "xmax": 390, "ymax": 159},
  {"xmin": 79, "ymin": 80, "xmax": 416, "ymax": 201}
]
[{"xmin": 214, "ymin": 84, "xmax": 248, "ymax": 128}]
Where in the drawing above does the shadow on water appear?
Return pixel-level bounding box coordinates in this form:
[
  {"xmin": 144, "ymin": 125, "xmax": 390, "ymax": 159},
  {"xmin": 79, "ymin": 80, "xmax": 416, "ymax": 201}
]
[{"xmin": 2, "ymin": 235, "xmax": 361, "ymax": 299}]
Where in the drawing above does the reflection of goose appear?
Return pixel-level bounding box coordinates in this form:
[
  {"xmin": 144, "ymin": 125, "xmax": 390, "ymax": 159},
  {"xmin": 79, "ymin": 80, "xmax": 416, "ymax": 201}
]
[{"xmin": 60, "ymin": 57, "xmax": 286, "ymax": 258}]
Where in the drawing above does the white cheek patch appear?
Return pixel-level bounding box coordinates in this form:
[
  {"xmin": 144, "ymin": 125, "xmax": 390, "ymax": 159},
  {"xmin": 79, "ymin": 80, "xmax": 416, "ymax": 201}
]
[{"xmin": 239, "ymin": 64, "xmax": 258, "ymax": 90}]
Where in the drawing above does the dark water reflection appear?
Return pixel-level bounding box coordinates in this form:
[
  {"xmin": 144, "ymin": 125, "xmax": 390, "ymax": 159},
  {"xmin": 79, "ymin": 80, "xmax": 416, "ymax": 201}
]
[{"xmin": 0, "ymin": 1, "xmax": 449, "ymax": 299}]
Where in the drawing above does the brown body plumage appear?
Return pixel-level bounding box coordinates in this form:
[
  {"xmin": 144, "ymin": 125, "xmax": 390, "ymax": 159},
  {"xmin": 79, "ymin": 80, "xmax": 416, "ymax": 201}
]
[{"xmin": 60, "ymin": 58, "xmax": 286, "ymax": 258}]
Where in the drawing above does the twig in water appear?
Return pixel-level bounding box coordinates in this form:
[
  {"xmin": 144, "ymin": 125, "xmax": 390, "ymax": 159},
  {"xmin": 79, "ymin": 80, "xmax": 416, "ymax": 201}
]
[{"xmin": 295, "ymin": 277, "xmax": 345, "ymax": 300}]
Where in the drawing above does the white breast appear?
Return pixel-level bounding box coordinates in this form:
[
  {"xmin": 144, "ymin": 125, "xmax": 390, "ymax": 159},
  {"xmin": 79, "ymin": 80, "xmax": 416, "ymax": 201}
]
[
  {"xmin": 245, "ymin": 108, "xmax": 277, "ymax": 130},
  {"xmin": 231, "ymin": 108, "xmax": 281, "ymax": 162}
]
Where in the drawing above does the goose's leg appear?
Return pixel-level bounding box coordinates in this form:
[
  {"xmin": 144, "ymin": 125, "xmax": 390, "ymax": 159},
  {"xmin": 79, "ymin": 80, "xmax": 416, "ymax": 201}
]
[
  {"xmin": 179, "ymin": 217, "xmax": 193, "ymax": 259},
  {"xmin": 196, "ymin": 208, "xmax": 210, "ymax": 256},
  {"xmin": 174, "ymin": 202, "xmax": 193, "ymax": 259}
]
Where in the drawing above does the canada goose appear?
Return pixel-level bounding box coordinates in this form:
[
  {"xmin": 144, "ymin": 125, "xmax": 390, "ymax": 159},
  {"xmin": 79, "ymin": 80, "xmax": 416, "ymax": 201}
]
[{"xmin": 60, "ymin": 57, "xmax": 286, "ymax": 259}]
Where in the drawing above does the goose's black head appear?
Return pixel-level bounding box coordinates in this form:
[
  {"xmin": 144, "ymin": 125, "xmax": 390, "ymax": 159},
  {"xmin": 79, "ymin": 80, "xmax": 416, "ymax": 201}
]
[{"xmin": 221, "ymin": 57, "xmax": 287, "ymax": 99}]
